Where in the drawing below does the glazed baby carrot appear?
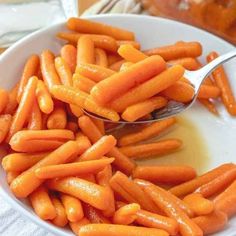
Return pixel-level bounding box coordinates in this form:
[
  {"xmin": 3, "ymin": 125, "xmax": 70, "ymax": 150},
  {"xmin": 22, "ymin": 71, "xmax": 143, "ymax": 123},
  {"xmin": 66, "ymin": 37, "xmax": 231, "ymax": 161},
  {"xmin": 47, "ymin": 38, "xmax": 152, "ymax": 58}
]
[
  {"xmin": 47, "ymin": 105, "xmax": 67, "ymax": 129},
  {"xmin": 169, "ymin": 163, "xmax": 236, "ymax": 197},
  {"xmin": 17, "ymin": 54, "xmax": 40, "ymax": 102},
  {"xmin": 77, "ymin": 35, "xmax": 95, "ymax": 65},
  {"xmin": 36, "ymin": 80, "xmax": 54, "ymax": 114},
  {"xmin": 77, "ymin": 135, "xmax": 117, "ymax": 161},
  {"xmin": 109, "ymin": 59, "xmax": 126, "ymax": 71},
  {"xmin": 75, "ymin": 131, "xmax": 92, "ymax": 150},
  {"xmin": 119, "ymin": 62, "xmax": 134, "ymax": 72},
  {"xmin": 161, "ymin": 81, "xmax": 194, "ymax": 103},
  {"xmin": 51, "ymin": 195, "xmax": 68, "ymax": 227},
  {"xmin": 110, "ymin": 65, "xmax": 184, "ymax": 112},
  {"xmin": 2, "ymin": 152, "xmax": 48, "ymax": 172},
  {"xmin": 142, "ymin": 182, "xmax": 203, "ymax": 236},
  {"xmin": 193, "ymin": 211, "xmax": 228, "ymax": 235},
  {"xmin": 9, "ymin": 129, "xmax": 74, "ymax": 152},
  {"xmin": 3, "ymin": 83, "xmax": 19, "ymax": 115},
  {"xmin": 73, "ymin": 73, "xmax": 96, "ymax": 93},
  {"xmin": 113, "ymin": 203, "xmax": 140, "ymax": 225},
  {"xmin": 57, "ymin": 32, "xmax": 118, "ymax": 53},
  {"xmin": 69, "ymin": 104, "xmax": 84, "ymax": 117},
  {"xmin": 118, "ymin": 118, "xmax": 176, "ymax": 146},
  {"xmin": 27, "ymin": 100, "xmax": 42, "ymax": 130},
  {"xmin": 78, "ymin": 116, "xmax": 136, "ymax": 175},
  {"xmin": 136, "ymin": 209, "xmax": 179, "ymax": 236},
  {"xmin": 133, "ymin": 165, "xmax": 196, "ymax": 184},
  {"xmin": 76, "ymin": 63, "xmax": 115, "ymax": 82},
  {"xmin": 67, "ymin": 18, "xmax": 135, "ymax": 40},
  {"xmin": 40, "ymin": 50, "xmax": 61, "ymax": 91},
  {"xmin": 95, "ymin": 48, "xmax": 108, "ymax": 67},
  {"xmin": 60, "ymin": 44, "xmax": 77, "ymax": 73},
  {"xmin": 118, "ymin": 44, "xmax": 147, "ymax": 62},
  {"xmin": 107, "ymin": 53, "xmax": 122, "ymax": 65},
  {"xmin": 7, "ymin": 171, "xmax": 20, "ymax": 185},
  {"xmin": 110, "ymin": 171, "xmax": 160, "ymax": 213},
  {"xmin": 70, "ymin": 217, "xmax": 90, "ymax": 236},
  {"xmin": 117, "ymin": 40, "xmax": 141, "ymax": 49},
  {"xmin": 91, "ymin": 118, "xmax": 105, "ymax": 135},
  {"xmin": 119, "ymin": 139, "xmax": 182, "ymax": 159},
  {"xmin": 10, "ymin": 141, "xmax": 79, "ymax": 198},
  {"xmin": 0, "ymin": 114, "xmax": 12, "ymax": 143},
  {"xmin": 121, "ymin": 96, "xmax": 168, "ymax": 122},
  {"xmin": 29, "ymin": 186, "xmax": 56, "ymax": 220},
  {"xmin": 35, "ymin": 158, "xmax": 114, "ymax": 179},
  {"xmin": 214, "ymin": 180, "xmax": 236, "ymax": 217},
  {"xmin": 7, "ymin": 76, "xmax": 38, "ymax": 141},
  {"xmin": 66, "ymin": 121, "xmax": 79, "ymax": 133},
  {"xmin": 55, "ymin": 56, "xmax": 73, "ymax": 86},
  {"xmin": 91, "ymin": 55, "xmax": 166, "ymax": 105},
  {"xmin": 47, "ymin": 177, "xmax": 112, "ymax": 210},
  {"xmin": 61, "ymin": 194, "xmax": 84, "ymax": 222},
  {"xmin": 0, "ymin": 88, "xmax": 9, "ymax": 114},
  {"xmin": 144, "ymin": 41, "xmax": 202, "ymax": 60},
  {"xmin": 198, "ymin": 99, "xmax": 219, "ymax": 115},
  {"xmin": 198, "ymin": 85, "xmax": 221, "ymax": 99},
  {"xmin": 79, "ymin": 224, "xmax": 169, "ymax": 236},
  {"xmin": 207, "ymin": 51, "xmax": 236, "ymax": 115},
  {"xmin": 168, "ymin": 57, "xmax": 200, "ymax": 70}
]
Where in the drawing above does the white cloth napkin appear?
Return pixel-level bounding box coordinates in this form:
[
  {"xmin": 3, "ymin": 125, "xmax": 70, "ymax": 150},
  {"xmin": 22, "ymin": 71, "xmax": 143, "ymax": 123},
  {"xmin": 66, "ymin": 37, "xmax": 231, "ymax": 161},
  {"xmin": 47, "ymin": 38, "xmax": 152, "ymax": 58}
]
[{"xmin": 0, "ymin": 0, "xmax": 142, "ymax": 235}]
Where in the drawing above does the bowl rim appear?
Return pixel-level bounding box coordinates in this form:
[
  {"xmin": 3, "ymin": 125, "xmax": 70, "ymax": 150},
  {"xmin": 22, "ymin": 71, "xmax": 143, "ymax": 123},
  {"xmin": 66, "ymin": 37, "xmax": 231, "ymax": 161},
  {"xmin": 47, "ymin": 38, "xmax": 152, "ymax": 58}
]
[{"xmin": 0, "ymin": 13, "xmax": 235, "ymax": 236}]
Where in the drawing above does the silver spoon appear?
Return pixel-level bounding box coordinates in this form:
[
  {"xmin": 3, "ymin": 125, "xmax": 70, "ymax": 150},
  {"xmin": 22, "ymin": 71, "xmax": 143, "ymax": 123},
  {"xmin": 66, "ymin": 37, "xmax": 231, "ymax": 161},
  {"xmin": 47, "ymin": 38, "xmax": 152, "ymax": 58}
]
[{"xmin": 84, "ymin": 50, "xmax": 236, "ymax": 124}]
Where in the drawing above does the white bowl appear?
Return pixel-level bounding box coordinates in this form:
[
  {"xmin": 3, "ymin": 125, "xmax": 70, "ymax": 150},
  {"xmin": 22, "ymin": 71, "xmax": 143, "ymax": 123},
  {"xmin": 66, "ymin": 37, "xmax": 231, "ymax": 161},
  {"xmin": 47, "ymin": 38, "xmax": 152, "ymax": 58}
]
[{"xmin": 0, "ymin": 14, "xmax": 236, "ymax": 236}]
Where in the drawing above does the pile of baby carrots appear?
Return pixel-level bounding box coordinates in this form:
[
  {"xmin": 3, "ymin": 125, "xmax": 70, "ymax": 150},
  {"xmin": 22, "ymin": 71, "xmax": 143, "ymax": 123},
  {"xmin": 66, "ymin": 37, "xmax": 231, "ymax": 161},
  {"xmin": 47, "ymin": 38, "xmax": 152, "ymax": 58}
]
[{"xmin": 0, "ymin": 17, "xmax": 236, "ymax": 236}]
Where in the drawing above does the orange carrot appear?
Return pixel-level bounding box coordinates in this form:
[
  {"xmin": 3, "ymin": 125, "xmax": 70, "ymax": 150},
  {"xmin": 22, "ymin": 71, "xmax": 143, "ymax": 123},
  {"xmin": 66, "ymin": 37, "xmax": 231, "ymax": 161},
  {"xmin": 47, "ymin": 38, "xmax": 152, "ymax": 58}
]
[
  {"xmin": 36, "ymin": 80, "xmax": 54, "ymax": 114},
  {"xmin": 70, "ymin": 217, "xmax": 90, "ymax": 236},
  {"xmin": 61, "ymin": 44, "xmax": 77, "ymax": 73},
  {"xmin": 77, "ymin": 135, "xmax": 116, "ymax": 161},
  {"xmin": 2, "ymin": 152, "xmax": 48, "ymax": 172},
  {"xmin": 119, "ymin": 139, "xmax": 182, "ymax": 159},
  {"xmin": 91, "ymin": 55, "xmax": 166, "ymax": 105},
  {"xmin": 142, "ymin": 181, "xmax": 203, "ymax": 236},
  {"xmin": 51, "ymin": 195, "xmax": 68, "ymax": 227},
  {"xmin": 66, "ymin": 121, "xmax": 79, "ymax": 133},
  {"xmin": 207, "ymin": 51, "xmax": 236, "ymax": 115},
  {"xmin": 109, "ymin": 59, "xmax": 126, "ymax": 71},
  {"xmin": 3, "ymin": 83, "xmax": 19, "ymax": 115},
  {"xmin": 40, "ymin": 50, "xmax": 61, "ymax": 91},
  {"xmin": 9, "ymin": 129, "xmax": 74, "ymax": 152},
  {"xmin": 168, "ymin": 57, "xmax": 200, "ymax": 70},
  {"xmin": 133, "ymin": 165, "xmax": 196, "ymax": 184},
  {"xmin": 136, "ymin": 209, "xmax": 179, "ymax": 236},
  {"xmin": 10, "ymin": 141, "xmax": 79, "ymax": 198},
  {"xmin": 76, "ymin": 63, "xmax": 115, "ymax": 82},
  {"xmin": 119, "ymin": 62, "xmax": 134, "ymax": 72},
  {"xmin": 193, "ymin": 211, "xmax": 228, "ymax": 235},
  {"xmin": 57, "ymin": 32, "xmax": 118, "ymax": 53},
  {"xmin": 6, "ymin": 171, "xmax": 21, "ymax": 184},
  {"xmin": 69, "ymin": 104, "xmax": 84, "ymax": 117},
  {"xmin": 55, "ymin": 56, "xmax": 73, "ymax": 86},
  {"xmin": 27, "ymin": 100, "xmax": 42, "ymax": 130},
  {"xmin": 113, "ymin": 203, "xmax": 140, "ymax": 225},
  {"xmin": 0, "ymin": 88, "xmax": 9, "ymax": 114},
  {"xmin": 35, "ymin": 158, "xmax": 114, "ymax": 179},
  {"xmin": 110, "ymin": 65, "xmax": 184, "ymax": 112},
  {"xmin": 118, "ymin": 118, "xmax": 176, "ymax": 146},
  {"xmin": 121, "ymin": 97, "xmax": 167, "ymax": 122},
  {"xmin": 7, "ymin": 76, "xmax": 38, "ymax": 140},
  {"xmin": 95, "ymin": 48, "xmax": 108, "ymax": 67},
  {"xmin": 61, "ymin": 194, "xmax": 84, "ymax": 222},
  {"xmin": 79, "ymin": 224, "xmax": 169, "ymax": 236},
  {"xmin": 29, "ymin": 186, "xmax": 56, "ymax": 220},
  {"xmin": 118, "ymin": 44, "xmax": 147, "ymax": 62},
  {"xmin": 110, "ymin": 171, "xmax": 161, "ymax": 213},
  {"xmin": 73, "ymin": 73, "xmax": 96, "ymax": 93},
  {"xmin": 75, "ymin": 131, "xmax": 92, "ymax": 151},
  {"xmin": 117, "ymin": 40, "xmax": 140, "ymax": 49},
  {"xmin": 183, "ymin": 193, "xmax": 214, "ymax": 216},
  {"xmin": 170, "ymin": 163, "xmax": 236, "ymax": 197},
  {"xmin": 47, "ymin": 177, "xmax": 113, "ymax": 210},
  {"xmin": 198, "ymin": 85, "xmax": 221, "ymax": 99},
  {"xmin": 77, "ymin": 35, "xmax": 95, "ymax": 65},
  {"xmin": 198, "ymin": 99, "xmax": 219, "ymax": 115},
  {"xmin": 67, "ymin": 18, "xmax": 135, "ymax": 40},
  {"xmin": 91, "ymin": 118, "xmax": 105, "ymax": 135},
  {"xmin": 107, "ymin": 53, "xmax": 122, "ymax": 65},
  {"xmin": 145, "ymin": 41, "xmax": 202, "ymax": 60},
  {"xmin": 0, "ymin": 114, "xmax": 12, "ymax": 143},
  {"xmin": 47, "ymin": 105, "xmax": 67, "ymax": 129},
  {"xmin": 161, "ymin": 81, "xmax": 194, "ymax": 103},
  {"xmin": 17, "ymin": 54, "xmax": 40, "ymax": 102},
  {"xmin": 214, "ymin": 180, "xmax": 236, "ymax": 217}
]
